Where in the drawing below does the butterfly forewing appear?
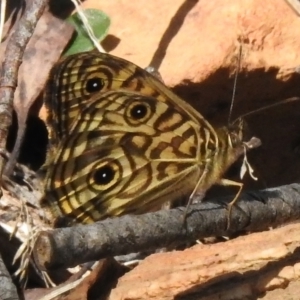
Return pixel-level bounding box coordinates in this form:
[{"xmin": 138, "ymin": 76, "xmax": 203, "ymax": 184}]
[{"xmin": 45, "ymin": 51, "xmax": 213, "ymax": 144}]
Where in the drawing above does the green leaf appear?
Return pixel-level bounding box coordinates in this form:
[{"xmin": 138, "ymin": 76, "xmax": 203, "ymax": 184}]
[{"xmin": 64, "ymin": 8, "xmax": 110, "ymax": 56}]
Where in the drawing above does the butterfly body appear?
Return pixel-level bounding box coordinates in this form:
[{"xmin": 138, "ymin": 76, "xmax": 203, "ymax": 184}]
[{"xmin": 42, "ymin": 52, "xmax": 259, "ymax": 225}]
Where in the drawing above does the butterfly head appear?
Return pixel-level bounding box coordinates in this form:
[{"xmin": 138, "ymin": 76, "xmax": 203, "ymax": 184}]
[
  {"xmin": 227, "ymin": 117, "xmax": 244, "ymax": 148},
  {"xmin": 221, "ymin": 117, "xmax": 261, "ymax": 181},
  {"xmin": 213, "ymin": 118, "xmax": 260, "ymax": 180},
  {"xmin": 226, "ymin": 117, "xmax": 260, "ymax": 149}
]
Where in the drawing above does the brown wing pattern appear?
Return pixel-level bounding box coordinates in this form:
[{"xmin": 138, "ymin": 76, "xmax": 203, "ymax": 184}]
[{"xmin": 44, "ymin": 91, "xmax": 215, "ymax": 224}]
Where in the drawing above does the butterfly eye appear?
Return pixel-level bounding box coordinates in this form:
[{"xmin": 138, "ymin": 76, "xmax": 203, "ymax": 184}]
[
  {"xmin": 93, "ymin": 165, "xmax": 115, "ymax": 185},
  {"xmin": 125, "ymin": 100, "xmax": 153, "ymax": 125},
  {"xmin": 85, "ymin": 77, "xmax": 105, "ymax": 93},
  {"xmin": 89, "ymin": 160, "xmax": 121, "ymax": 191},
  {"xmin": 130, "ymin": 104, "xmax": 148, "ymax": 119}
]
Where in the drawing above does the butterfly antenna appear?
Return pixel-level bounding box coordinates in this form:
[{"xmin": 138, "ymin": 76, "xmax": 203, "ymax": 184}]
[
  {"xmin": 238, "ymin": 96, "xmax": 300, "ymax": 120},
  {"xmin": 228, "ymin": 42, "xmax": 243, "ymax": 125}
]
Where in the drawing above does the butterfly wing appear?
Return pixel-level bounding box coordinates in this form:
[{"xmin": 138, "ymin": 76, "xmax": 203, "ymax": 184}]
[
  {"xmin": 44, "ymin": 51, "xmax": 218, "ymax": 145},
  {"xmin": 43, "ymin": 91, "xmax": 213, "ymax": 224}
]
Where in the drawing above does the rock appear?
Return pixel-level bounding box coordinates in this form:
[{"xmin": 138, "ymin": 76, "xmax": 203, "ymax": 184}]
[
  {"xmin": 81, "ymin": 0, "xmax": 300, "ymax": 200},
  {"xmin": 109, "ymin": 223, "xmax": 300, "ymax": 300},
  {"xmin": 84, "ymin": 0, "xmax": 300, "ymax": 106}
]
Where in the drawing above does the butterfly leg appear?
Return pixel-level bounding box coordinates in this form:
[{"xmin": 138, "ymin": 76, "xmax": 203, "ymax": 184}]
[
  {"xmin": 219, "ymin": 179, "xmax": 243, "ymax": 230},
  {"xmin": 183, "ymin": 168, "xmax": 209, "ymax": 222}
]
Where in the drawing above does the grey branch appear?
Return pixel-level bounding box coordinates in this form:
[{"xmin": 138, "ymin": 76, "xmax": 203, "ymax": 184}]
[{"xmin": 33, "ymin": 183, "xmax": 300, "ymax": 270}]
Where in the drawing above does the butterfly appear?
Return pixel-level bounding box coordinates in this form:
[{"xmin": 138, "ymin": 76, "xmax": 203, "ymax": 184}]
[{"xmin": 41, "ymin": 51, "xmax": 260, "ymax": 225}]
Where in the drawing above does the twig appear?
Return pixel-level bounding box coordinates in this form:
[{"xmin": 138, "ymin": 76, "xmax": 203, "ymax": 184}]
[
  {"xmin": 33, "ymin": 183, "xmax": 300, "ymax": 270},
  {"xmin": 70, "ymin": 0, "xmax": 105, "ymax": 53},
  {"xmin": 0, "ymin": 0, "xmax": 47, "ymax": 177},
  {"xmin": 285, "ymin": 0, "xmax": 300, "ymax": 15},
  {"xmin": 0, "ymin": 0, "xmax": 7, "ymax": 43},
  {"xmin": 0, "ymin": 252, "xmax": 19, "ymax": 300}
]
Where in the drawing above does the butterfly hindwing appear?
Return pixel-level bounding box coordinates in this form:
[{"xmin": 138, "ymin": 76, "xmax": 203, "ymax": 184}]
[{"xmin": 44, "ymin": 90, "xmax": 208, "ymax": 224}]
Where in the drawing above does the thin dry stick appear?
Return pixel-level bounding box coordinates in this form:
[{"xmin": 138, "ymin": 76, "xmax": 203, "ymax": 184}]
[
  {"xmin": 0, "ymin": 0, "xmax": 7, "ymax": 42},
  {"xmin": 285, "ymin": 0, "xmax": 300, "ymax": 15},
  {"xmin": 0, "ymin": 0, "xmax": 47, "ymax": 177},
  {"xmin": 70, "ymin": 0, "xmax": 105, "ymax": 53}
]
